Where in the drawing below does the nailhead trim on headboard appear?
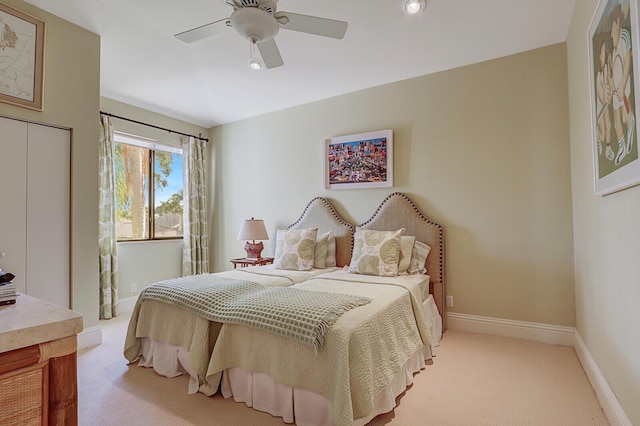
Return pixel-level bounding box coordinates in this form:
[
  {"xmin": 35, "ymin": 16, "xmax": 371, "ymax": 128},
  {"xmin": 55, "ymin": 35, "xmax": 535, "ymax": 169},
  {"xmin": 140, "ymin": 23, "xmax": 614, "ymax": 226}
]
[
  {"xmin": 359, "ymin": 192, "xmax": 445, "ymax": 289},
  {"xmin": 287, "ymin": 197, "xmax": 354, "ymax": 232},
  {"xmin": 287, "ymin": 197, "xmax": 355, "ymax": 265}
]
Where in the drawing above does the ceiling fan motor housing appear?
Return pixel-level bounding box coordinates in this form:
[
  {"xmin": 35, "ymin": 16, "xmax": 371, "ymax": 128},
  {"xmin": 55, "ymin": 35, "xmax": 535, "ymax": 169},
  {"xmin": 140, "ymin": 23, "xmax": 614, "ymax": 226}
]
[
  {"xmin": 230, "ymin": 6, "xmax": 280, "ymax": 42},
  {"xmin": 235, "ymin": 0, "xmax": 277, "ymax": 15}
]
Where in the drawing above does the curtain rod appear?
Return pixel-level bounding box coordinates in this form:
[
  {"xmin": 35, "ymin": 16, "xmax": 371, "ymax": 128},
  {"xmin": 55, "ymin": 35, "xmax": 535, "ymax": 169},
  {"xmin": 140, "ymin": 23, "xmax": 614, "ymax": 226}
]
[{"xmin": 100, "ymin": 111, "xmax": 209, "ymax": 143}]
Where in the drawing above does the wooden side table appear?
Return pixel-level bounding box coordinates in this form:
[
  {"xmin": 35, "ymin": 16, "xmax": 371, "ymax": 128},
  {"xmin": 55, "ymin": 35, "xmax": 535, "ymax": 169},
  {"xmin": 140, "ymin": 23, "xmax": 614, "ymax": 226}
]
[
  {"xmin": 230, "ymin": 257, "xmax": 274, "ymax": 269},
  {"xmin": 0, "ymin": 294, "xmax": 83, "ymax": 425}
]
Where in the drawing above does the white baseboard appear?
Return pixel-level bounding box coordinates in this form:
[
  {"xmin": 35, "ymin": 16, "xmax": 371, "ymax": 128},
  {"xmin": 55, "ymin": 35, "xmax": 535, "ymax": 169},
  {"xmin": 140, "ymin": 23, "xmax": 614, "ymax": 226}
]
[
  {"xmin": 77, "ymin": 324, "xmax": 102, "ymax": 351},
  {"xmin": 574, "ymin": 332, "xmax": 632, "ymax": 426},
  {"xmin": 118, "ymin": 296, "xmax": 138, "ymax": 314},
  {"xmin": 447, "ymin": 312, "xmax": 575, "ymax": 346},
  {"xmin": 76, "ymin": 297, "xmax": 135, "ymax": 351},
  {"xmin": 447, "ymin": 312, "xmax": 631, "ymax": 425}
]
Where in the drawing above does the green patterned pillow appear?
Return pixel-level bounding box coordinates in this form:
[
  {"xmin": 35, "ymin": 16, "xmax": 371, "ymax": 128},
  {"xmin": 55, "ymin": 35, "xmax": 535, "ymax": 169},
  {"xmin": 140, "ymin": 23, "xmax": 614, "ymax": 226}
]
[
  {"xmin": 348, "ymin": 228, "xmax": 405, "ymax": 277},
  {"xmin": 398, "ymin": 236, "xmax": 416, "ymax": 274},
  {"xmin": 407, "ymin": 240, "xmax": 431, "ymax": 275},
  {"xmin": 274, "ymin": 228, "xmax": 318, "ymax": 271},
  {"xmin": 314, "ymin": 231, "xmax": 331, "ymax": 269},
  {"xmin": 325, "ymin": 233, "xmax": 337, "ymax": 267}
]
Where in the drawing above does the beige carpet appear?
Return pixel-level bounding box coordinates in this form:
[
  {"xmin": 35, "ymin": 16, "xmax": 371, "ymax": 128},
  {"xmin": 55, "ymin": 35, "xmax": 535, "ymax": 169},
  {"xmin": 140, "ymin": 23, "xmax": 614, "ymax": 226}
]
[{"xmin": 78, "ymin": 312, "xmax": 609, "ymax": 425}]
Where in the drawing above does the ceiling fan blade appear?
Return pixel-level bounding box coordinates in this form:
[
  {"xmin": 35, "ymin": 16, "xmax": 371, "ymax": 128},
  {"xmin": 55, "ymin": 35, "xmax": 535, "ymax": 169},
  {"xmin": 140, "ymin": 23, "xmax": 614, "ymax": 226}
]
[
  {"xmin": 174, "ymin": 17, "xmax": 229, "ymax": 43},
  {"xmin": 257, "ymin": 38, "xmax": 284, "ymax": 69},
  {"xmin": 277, "ymin": 12, "xmax": 348, "ymax": 39}
]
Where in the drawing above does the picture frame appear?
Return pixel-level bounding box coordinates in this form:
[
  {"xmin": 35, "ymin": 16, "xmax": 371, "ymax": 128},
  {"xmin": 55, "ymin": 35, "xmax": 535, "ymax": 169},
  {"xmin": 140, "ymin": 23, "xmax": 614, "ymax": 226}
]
[
  {"xmin": 324, "ymin": 129, "xmax": 393, "ymax": 190},
  {"xmin": 0, "ymin": 3, "xmax": 45, "ymax": 111},
  {"xmin": 588, "ymin": 0, "xmax": 640, "ymax": 195}
]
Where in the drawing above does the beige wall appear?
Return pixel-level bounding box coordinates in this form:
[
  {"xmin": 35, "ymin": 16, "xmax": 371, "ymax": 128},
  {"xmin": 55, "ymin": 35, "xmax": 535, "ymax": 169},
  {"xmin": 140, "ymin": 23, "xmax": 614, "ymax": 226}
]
[
  {"xmin": 99, "ymin": 97, "xmax": 211, "ymax": 300},
  {"xmin": 0, "ymin": 1, "xmax": 101, "ymax": 327},
  {"xmin": 211, "ymin": 43, "xmax": 575, "ymax": 327},
  {"xmin": 567, "ymin": 1, "xmax": 640, "ymax": 424}
]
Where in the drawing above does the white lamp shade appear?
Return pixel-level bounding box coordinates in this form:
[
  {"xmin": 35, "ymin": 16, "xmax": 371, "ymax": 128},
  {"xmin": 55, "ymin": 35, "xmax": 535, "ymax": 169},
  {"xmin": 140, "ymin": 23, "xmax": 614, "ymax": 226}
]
[{"xmin": 237, "ymin": 218, "xmax": 269, "ymax": 241}]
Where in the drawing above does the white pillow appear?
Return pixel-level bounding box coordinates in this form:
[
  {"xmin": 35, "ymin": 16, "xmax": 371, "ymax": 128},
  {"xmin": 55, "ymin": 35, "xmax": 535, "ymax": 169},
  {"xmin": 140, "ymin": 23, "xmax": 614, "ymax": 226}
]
[
  {"xmin": 325, "ymin": 233, "xmax": 337, "ymax": 267},
  {"xmin": 407, "ymin": 240, "xmax": 431, "ymax": 275},
  {"xmin": 273, "ymin": 228, "xmax": 318, "ymax": 271},
  {"xmin": 348, "ymin": 228, "xmax": 405, "ymax": 277},
  {"xmin": 314, "ymin": 231, "xmax": 332, "ymax": 269},
  {"xmin": 398, "ymin": 235, "xmax": 416, "ymax": 274}
]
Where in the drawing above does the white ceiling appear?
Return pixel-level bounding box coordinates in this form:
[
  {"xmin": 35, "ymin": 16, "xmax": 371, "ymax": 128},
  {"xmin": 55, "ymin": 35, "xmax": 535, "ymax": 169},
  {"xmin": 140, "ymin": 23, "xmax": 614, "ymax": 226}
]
[{"xmin": 25, "ymin": 0, "xmax": 576, "ymax": 128}]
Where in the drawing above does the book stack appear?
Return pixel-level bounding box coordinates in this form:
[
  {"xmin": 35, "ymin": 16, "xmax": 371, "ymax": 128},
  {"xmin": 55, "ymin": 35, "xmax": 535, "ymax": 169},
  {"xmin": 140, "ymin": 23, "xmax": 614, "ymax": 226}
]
[{"xmin": 0, "ymin": 270, "xmax": 17, "ymax": 306}]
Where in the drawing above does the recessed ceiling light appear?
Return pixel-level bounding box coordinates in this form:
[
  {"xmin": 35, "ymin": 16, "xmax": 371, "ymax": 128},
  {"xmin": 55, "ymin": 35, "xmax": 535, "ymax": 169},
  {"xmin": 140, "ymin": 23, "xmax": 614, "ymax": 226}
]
[{"xmin": 403, "ymin": 0, "xmax": 426, "ymax": 15}]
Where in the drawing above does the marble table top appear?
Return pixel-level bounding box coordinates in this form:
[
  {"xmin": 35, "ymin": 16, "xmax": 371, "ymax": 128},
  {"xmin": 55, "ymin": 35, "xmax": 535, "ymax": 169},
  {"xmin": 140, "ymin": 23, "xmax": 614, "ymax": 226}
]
[{"xmin": 0, "ymin": 293, "xmax": 83, "ymax": 353}]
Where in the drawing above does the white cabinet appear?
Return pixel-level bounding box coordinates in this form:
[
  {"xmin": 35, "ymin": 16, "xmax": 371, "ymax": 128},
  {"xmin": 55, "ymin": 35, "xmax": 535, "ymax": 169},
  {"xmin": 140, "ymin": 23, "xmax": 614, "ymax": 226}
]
[{"xmin": 0, "ymin": 116, "xmax": 70, "ymax": 308}]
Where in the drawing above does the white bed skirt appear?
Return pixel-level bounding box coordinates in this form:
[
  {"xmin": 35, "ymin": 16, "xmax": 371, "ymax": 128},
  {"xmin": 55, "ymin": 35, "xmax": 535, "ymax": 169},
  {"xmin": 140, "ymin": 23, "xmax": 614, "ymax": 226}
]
[
  {"xmin": 136, "ymin": 295, "xmax": 442, "ymax": 425},
  {"xmin": 221, "ymin": 343, "xmax": 431, "ymax": 426}
]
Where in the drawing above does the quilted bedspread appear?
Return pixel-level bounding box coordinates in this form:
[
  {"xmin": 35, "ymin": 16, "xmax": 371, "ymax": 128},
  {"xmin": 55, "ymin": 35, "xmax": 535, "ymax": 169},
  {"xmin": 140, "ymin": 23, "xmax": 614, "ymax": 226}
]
[
  {"xmin": 205, "ymin": 271, "xmax": 433, "ymax": 426},
  {"xmin": 123, "ymin": 270, "xmax": 432, "ymax": 426},
  {"xmin": 124, "ymin": 267, "xmax": 314, "ymax": 393}
]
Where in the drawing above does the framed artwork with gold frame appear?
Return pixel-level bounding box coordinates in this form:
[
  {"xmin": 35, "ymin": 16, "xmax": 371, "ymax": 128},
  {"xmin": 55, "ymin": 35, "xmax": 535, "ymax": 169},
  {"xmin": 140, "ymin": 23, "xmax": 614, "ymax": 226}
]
[{"xmin": 0, "ymin": 3, "xmax": 45, "ymax": 111}]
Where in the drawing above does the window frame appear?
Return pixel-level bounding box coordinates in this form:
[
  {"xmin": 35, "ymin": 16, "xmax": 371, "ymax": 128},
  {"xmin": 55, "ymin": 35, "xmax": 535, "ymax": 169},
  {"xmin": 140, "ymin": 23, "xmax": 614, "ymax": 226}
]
[{"xmin": 113, "ymin": 132, "xmax": 184, "ymax": 242}]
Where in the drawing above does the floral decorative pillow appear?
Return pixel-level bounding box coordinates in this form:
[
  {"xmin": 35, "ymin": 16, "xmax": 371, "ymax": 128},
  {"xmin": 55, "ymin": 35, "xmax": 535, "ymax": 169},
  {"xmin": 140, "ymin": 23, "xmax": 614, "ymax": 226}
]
[
  {"xmin": 273, "ymin": 228, "xmax": 318, "ymax": 271},
  {"xmin": 348, "ymin": 228, "xmax": 405, "ymax": 277},
  {"xmin": 314, "ymin": 231, "xmax": 332, "ymax": 269},
  {"xmin": 407, "ymin": 240, "xmax": 431, "ymax": 275},
  {"xmin": 398, "ymin": 235, "xmax": 416, "ymax": 274}
]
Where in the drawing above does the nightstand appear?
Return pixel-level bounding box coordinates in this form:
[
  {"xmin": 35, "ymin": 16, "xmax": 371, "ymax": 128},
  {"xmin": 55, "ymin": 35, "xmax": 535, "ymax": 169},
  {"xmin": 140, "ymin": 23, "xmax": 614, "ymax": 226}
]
[{"xmin": 230, "ymin": 257, "xmax": 274, "ymax": 269}]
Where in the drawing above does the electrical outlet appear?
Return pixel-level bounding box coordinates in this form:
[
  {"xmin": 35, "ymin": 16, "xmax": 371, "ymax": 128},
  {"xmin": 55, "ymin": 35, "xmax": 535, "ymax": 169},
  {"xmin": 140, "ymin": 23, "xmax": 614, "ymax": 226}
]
[
  {"xmin": 446, "ymin": 295, "xmax": 454, "ymax": 307},
  {"xmin": 131, "ymin": 283, "xmax": 137, "ymax": 293}
]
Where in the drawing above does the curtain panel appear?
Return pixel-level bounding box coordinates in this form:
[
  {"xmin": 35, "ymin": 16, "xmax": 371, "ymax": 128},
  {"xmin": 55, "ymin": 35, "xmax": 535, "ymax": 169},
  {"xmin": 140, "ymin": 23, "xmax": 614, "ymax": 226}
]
[
  {"xmin": 98, "ymin": 116, "xmax": 119, "ymax": 319},
  {"xmin": 182, "ymin": 136, "xmax": 210, "ymax": 276}
]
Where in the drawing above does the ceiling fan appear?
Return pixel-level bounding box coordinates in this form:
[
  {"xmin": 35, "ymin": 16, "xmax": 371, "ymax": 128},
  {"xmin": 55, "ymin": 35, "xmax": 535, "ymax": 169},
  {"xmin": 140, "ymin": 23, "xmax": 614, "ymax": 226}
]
[{"xmin": 174, "ymin": 0, "xmax": 348, "ymax": 69}]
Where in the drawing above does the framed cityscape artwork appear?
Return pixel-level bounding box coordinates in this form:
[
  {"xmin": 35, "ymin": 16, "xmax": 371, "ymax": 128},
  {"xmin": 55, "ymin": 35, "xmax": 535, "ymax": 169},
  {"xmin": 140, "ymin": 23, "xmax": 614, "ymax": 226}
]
[
  {"xmin": 588, "ymin": 0, "xmax": 640, "ymax": 194},
  {"xmin": 0, "ymin": 3, "xmax": 45, "ymax": 111},
  {"xmin": 324, "ymin": 129, "xmax": 393, "ymax": 190}
]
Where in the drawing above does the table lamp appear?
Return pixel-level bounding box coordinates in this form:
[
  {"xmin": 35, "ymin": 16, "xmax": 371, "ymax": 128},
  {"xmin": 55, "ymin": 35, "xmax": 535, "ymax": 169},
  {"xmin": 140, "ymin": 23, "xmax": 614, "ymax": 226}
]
[{"xmin": 237, "ymin": 217, "xmax": 269, "ymax": 259}]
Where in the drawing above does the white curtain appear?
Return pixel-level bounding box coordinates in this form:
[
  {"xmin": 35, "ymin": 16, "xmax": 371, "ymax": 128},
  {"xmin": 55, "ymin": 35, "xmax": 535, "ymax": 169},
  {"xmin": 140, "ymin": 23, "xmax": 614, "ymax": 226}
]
[
  {"xmin": 182, "ymin": 136, "xmax": 209, "ymax": 276},
  {"xmin": 98, "ymin": 116, "xmax": 119, "ymax": 319}
]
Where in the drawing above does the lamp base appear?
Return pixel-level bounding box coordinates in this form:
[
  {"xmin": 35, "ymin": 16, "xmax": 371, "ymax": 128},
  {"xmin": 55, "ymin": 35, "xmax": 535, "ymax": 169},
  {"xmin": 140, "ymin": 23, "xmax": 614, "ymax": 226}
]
[{"xmin": 244, "ymin": 241, "xmax": 264, "ymax": 260}]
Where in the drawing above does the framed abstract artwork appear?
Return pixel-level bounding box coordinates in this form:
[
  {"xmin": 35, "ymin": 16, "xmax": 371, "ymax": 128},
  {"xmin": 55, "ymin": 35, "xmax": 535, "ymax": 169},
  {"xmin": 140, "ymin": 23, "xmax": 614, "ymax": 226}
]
[
  {"xmin": 0, "ymin": 3, "xmax": 45, "ymax": 111},
  {"xmin": 324, "ymin": 129, "xmax": 393, "ymax": 190},
  {"xmin": 588, "ymin": 0, "xmax": 640, "ymax": 194}
]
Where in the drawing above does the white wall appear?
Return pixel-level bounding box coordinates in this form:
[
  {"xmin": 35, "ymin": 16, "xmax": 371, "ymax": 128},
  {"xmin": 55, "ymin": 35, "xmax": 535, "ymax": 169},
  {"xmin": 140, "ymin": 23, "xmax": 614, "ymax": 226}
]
[
  {"xmin": 211, "ymin": 43, "xmax": 575, "ymax": 328},
  {"xmin": 567, "ymin": 2, "xmax": 640, "ymax": 424},
  {"xmin": 117, "ymin": 241, "xmax": 183, "ymax": 299}
]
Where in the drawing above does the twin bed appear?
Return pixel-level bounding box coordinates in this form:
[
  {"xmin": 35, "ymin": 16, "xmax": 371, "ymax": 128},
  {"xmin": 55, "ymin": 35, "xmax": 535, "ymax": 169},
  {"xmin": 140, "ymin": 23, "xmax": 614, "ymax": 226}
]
[{"xmin": 124, "ymin": 192, "xmax": 445, "ymax": 426}]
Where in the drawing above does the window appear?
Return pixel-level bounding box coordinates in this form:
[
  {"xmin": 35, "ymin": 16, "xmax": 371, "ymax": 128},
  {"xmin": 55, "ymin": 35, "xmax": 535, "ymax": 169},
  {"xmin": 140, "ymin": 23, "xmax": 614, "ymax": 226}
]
[{"xmin": 113, "ymin": 132, "xmax": 184, "ymax": 241}]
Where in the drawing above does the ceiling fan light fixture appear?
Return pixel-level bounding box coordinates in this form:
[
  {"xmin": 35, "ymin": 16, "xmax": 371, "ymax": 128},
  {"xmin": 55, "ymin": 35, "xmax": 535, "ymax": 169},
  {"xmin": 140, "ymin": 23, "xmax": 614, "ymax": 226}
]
[
  {"xmin": 248, "ymin": 39, "xmax": 264, "ymax": 70},
  {"xmin": 249, "ymin": 57, "xmax": 264, "ymax": 70},
  {"xmin": 403, "ymin": 0, "xmax": 426, "ymax": 15}
]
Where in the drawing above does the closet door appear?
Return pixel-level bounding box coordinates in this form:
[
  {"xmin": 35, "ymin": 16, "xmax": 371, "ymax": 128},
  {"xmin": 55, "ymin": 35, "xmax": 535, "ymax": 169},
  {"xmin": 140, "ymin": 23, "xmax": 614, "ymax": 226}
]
[
  {"xmin": 26, "ymin": 123, "xmax": 70, "ymax": 308},
  {"xmin": 0, "ymin": 117, "xmax": 70, "ymax": 308},
  {"xmin": 0, "ymin": 117, "xmax": 28, "ymax": 295}
]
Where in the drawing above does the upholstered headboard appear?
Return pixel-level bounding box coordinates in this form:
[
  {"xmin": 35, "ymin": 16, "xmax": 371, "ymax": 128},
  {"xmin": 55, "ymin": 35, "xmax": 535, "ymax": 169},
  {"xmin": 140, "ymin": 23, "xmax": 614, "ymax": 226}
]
[
  {"xmin": 287, "ymin": 197, "xmax": 355, "ymax": 267},
  {"xmin": 359, "ymin": 192, "xmax": 445, "ymax": 317}
]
